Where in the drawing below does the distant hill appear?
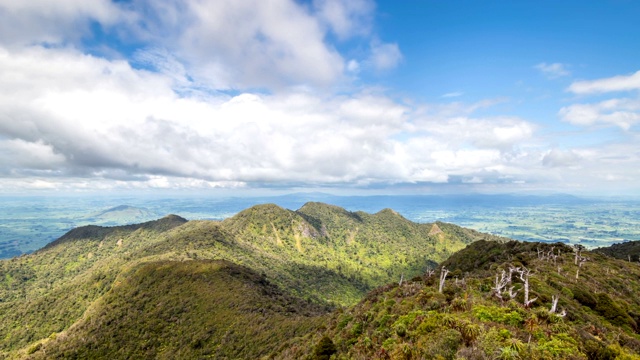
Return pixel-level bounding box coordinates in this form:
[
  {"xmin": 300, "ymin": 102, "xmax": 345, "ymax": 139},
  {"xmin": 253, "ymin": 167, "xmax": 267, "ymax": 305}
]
[
  {"xmin": 594, "ymin": 240, "xmax": 640, "ymax": 262},
  {"xmin": 85, "ymin": 205, "xmax": 159, "ymax": 225}
]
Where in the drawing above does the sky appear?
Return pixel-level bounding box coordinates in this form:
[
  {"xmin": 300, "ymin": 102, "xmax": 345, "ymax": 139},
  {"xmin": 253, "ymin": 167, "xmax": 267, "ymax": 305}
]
[{"xmin": 0, "ymin": 0, "xmax": 639, "ymax": 196}]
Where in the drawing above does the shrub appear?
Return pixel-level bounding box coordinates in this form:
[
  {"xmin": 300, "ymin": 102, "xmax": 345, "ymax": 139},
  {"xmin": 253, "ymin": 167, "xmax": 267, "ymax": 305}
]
[
  {"xmin": 594, "ymin": 293, "xmax": 637, "ymax": 330},
  {"xmin": 572, "ymin": 286, "xmax": 597, "ymax": 309},
  {"xmin": 312, "ymin": 336, "xmax": 337, "ymax": 360}
]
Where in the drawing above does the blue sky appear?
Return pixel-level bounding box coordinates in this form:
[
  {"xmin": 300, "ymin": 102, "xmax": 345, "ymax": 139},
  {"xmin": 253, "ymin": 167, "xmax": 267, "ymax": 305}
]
[{"xmin": 0, "ymin": 0, "xmax": 639, "ymax": 195}]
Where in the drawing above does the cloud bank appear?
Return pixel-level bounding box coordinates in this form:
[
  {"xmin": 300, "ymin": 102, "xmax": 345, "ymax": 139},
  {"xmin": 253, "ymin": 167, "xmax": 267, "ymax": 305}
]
[{"xmin": 0, "ymin": 1, "xmax": 639, "ymax": 194}]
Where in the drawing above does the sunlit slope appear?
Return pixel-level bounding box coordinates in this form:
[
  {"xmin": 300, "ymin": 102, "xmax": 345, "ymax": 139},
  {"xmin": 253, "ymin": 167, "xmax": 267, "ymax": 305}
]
[
  {"xmin": 0, "ymin": 215, "xmax": 188, "ymax": 354},
  {"xmin": 277, "ymin": 240, "xmax": 640, "ymax": 359},
  {"xmin": 220, "ymin": 202, "xmax": 507, "ymax": 302},
  {"xmin": 0, "ymin": 202, "xmax": 505, "ymax": 357}
]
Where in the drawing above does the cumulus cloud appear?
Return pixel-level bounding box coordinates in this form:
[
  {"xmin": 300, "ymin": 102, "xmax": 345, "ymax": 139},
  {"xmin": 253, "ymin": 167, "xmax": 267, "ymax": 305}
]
[
  {"xmin": 559, "ymin": 98, "xmax": 640, "ymax": 130},
  {"xmin": 0, "ymin": 44, "xmax": 546, "ymax": 190},
  {"xmin": 568, "ymin": 70, "xmax": 640, "ymax": 94},
  {"xmin": 0, "ymin": 0, "xmax": 123, "ymax": 47},
  {"xmin": 534, "ymin": 62, "xmax": 570, "ymax": 79},
  {"xmin": 3, "ymin": 1, "xmax": 637, "ymax": 194}
]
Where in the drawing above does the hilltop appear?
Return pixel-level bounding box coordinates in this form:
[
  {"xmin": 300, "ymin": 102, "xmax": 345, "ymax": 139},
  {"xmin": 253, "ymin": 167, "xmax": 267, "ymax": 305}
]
[
  {"xmin": 594, "ymin": 240, "xmax": 640, "ymax": 262},
  {"xmin": 85, "ymin": 205, "xmax": 159, "ymax": 225},
  {"xmin": 0, "ymin": 202, "xmax": 505, "ymax": 358}
]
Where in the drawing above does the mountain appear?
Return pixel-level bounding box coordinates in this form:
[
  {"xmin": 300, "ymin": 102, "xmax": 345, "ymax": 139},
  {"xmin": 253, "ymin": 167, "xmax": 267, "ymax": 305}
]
[
  {"xmin": 0, "ymin": 202, "xmax": 505, "ymax": 358},
  {"xmin": 594, "ymin": 240, "xmax": 640, "ymax": 262},
  {"xmin": 277, "ymin": 240, "xmax": 640, "ymax": 359},
  {"xmin": 3, "ymin": 203, "xmax": 640, "ymax": 358},
  {"xmin": 85, "ymin": 205, "xmax": 159, "ymax": 225},
  {"xmin": 19, "ymin": 260, "xmax": 327, "ymax": 359}
]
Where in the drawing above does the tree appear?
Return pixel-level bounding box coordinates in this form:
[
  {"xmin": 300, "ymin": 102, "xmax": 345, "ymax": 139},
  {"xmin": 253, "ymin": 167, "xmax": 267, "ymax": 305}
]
[
  {"xmin": 439, "ymin": 267, "xmax": 450, "ymax": 293},
  {"xmin": 573, "ymin": 244, "xmax": 585, "ymax": 265},
  {"xmin": 313, "ymin": 336, "xmax": 337, "ymax": 360},
  {"xmin": 576, "ymin": 255, "xmax": 589, "ymax": 280},
  {"xmin": 515, "ymin": 267, "xmax": 537, "ymax": 307}
]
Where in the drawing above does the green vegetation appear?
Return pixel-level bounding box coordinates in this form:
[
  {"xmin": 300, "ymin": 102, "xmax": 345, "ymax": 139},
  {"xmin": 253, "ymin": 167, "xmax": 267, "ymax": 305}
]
[
  {"xmin": 21, "ymin": 260, "xmax": 326, "ymax": 359},
  {"xmin": 595, "ymin": 240, "xmax": 640, "ymax": 262},
  {"xmin": 0, "ymin": 202, "xmax": 499, "ymax": 358},
  {"xmin": 276, "ymin": 241, "xmax": 640, "ymax": 359},
  {"xmin": 3, "ymin": 202, "xmax": 640, "ymax": 359}
]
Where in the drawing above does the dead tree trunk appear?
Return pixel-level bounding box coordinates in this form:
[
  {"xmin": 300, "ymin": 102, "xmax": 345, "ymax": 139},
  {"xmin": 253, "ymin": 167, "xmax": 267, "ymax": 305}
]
[
  {"xmin": 573, "ymin": 244, "xmax": 585, "ymax": 265},
  {"xmin": 439, "ymin": 267, "xmax": 450, "ymax": 293},
  {"xmin": 550, "ymin": 295, "xmax": 559, "ymax": 313},
  {"xmin": 493, "ymin": 269, "xmax": 509, "ymax": 301},
  {"xmin": 576, "ymin": 256, "xmax": 589, "ymax": 280},
  {"xmin": 516, "ymin": 267, "xmax": 537, "ymax": 307}
]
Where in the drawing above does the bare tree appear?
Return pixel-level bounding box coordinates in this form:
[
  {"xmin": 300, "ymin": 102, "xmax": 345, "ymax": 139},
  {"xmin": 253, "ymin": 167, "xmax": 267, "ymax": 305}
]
[
  {"xmin": 573, "ymin": 244, "xmax": 585, "ymax": 265},
  {"xmin": 493, "ymin": 267, "xmax": 520, "ymax": 301},
  {"xmin": 439, "ymin": 267, "xmax": 450, "ymax": 293},
  {"xmin": 516, "ymin": 267, "xmax": 537, "ymax": 307},
  {"xmin": 492, "ymin": 269, "xmax": 510, "ymax": 301},
  {"xmin": 549, "ymin": 295, "xmax": 560, "ymax": 313},
  {"xmin": 576, "ymin": 256, "xmax": 589, "ymax": 280},
  {"xmin": 399, "ymin": 274, "xmax": 404, "ymax": 286},
  {"xmin": 424, "ymin": 266, "xmax": 435, "ymax": 278}
]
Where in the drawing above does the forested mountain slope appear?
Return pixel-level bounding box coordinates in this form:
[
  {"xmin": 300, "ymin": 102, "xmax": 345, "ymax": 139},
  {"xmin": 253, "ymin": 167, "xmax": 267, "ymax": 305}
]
[
  {"xmin": 278, "ymin": 241, "xmax": 640, "ymax": 359},
  {"xmin": 0, "ymin": 202, "xmax": 502, "ymax": 358},
  {"xmin": 595, "ymin": 240, "xmax": 640, "ymax": 262}
]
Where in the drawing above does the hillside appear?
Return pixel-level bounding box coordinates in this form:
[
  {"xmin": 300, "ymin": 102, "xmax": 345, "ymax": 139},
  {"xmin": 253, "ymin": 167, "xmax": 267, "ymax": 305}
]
[
  {"xmin": 20, "ymin": 260, "xmax": 327, "ymax": 359},
  {"xmin": 85, "ymin": 205, "xmax": 159, "ymax": 225},
  {"xmin": 277, "ymin": 240, "xmax": 640, "ymax": 359},
  {"xmin": 594, "ymin": 240, "xmax": 640, "ymax": 262},
  {"xmin": 0, "ymin": 202, "xmax": 503, "ymax": 357}
]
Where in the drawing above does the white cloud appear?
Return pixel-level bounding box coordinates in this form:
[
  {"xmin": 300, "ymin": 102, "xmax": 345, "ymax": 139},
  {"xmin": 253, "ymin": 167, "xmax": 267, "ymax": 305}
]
[
  {"xmin": 412, "ymin": 116, "xmax": 535, "ymax": 150},
  {"xmin": 0, "ymin": 44, "xmax": 548, "ymax": 190},
  {"xmin": 121, "ymin": 0, "xmax": 347, "ymax": 89},
  {"xmin": 347, "ymin": 59, "xmax": 360, "ymax": 73},
  {"xmin": 568, "ymin": 70, "xmax": 640, "ymax": 94},
  {"xmin": 0, "ymin": 0, "xmax": 124, "ymax": 47},
  {"xmin": 559, "ymin": 98, "xmax": 640, "ymax": 130},
  {"xmin": 369, "ymin": 41, "xmax": 402, "ymax": 71},
  {"xmin": 534, "ymin": 62, "xmax": 570, "ymax": 79},
  {"xmin": 442, "ymin": 92, "xmax": 463, "ymax": 98},
  {"xmin": 313, "ymin": 0, "xmax": 375, "ymax": 39},
  {"xmin": 542, "ymin": 149, "xmax": 582, "ymax": 168},
  {"xmin": 0, "ymin": 139, "xmax": 66, "ymax": 173}
]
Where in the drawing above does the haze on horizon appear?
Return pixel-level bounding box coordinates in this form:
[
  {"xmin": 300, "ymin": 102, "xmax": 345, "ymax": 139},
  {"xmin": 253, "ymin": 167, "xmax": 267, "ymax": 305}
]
[{"xmin": 1, "ymin": 0, "xmax": 639, "ymax": 197}]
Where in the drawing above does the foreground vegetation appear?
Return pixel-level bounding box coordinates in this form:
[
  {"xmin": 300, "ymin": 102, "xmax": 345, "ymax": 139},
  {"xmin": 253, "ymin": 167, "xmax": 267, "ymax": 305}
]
[{"xmin": 278, "ymin": 241, "xmax": 640, "ymax": 359}]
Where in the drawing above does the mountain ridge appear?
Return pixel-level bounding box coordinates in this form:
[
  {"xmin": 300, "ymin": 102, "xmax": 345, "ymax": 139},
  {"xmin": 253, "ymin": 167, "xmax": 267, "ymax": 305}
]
[{"xmin": 0, "ymin": 202, "xmax": 508, "ymax": 358}]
